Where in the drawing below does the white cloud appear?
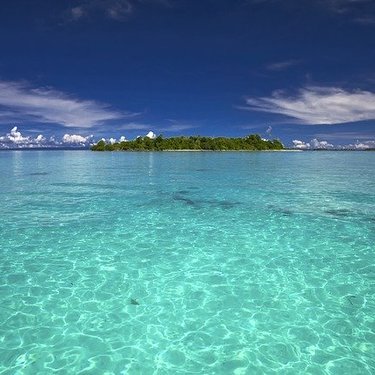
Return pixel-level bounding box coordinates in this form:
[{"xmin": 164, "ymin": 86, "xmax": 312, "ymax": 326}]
[
  {"xmin": 292, "ymin": 140, "xmax": 310, "ymax": 149},
  {"xmin": 292, "ymin": 138, "xmax": 334, "ymax": 149},
  {"xmin": 62, "ymin": 133, "xmax": 93, "ymax": 145},
  {"xmin": 119, "ymin": 135, "xmax": 127, "ymax": 142},
  {"xmin": 310, "ymin": 138, "xmax": 334, "ymax": 149},
  {"xmin": 0, "ymin": 126, "xmax": 49, "ymax": 148},
  {"xmin": 0, "ymin": 126, "xmax": 49, "ymax": 147},
  {"xmin": 265, "ymin": 59, "xmax": 302, "ymax": 71},
  {"xmin": 109, "ymin": 137, "xmax": 117, "ymax": 144},
  {"xmin": 145, "ymin": 131, "xmax": 157, "ymax": 139},
  {"xmin": 35, "ymin": 134, "xmax": 46, "ymax": 143},
  {"xmin": 347, "ymin": 140, "xmax": 375, "ymax": 149},
  {"xmin": 292, "ymin": 137, "xmax": 375, "ymax": 150},
  {"xmin": 0, "ymin": 127, "xmax": 95, "ymax": 148},
  {"xmin": 0, "ymin": 80, "xmax": 129, "ymax": 128},
  {"xmin": 6, "ymin": 126, "xmax": 32, "ymax": 144},
  {"xmin": 244, "ymin": 86, "xmax": 375, "ymax": 125}
]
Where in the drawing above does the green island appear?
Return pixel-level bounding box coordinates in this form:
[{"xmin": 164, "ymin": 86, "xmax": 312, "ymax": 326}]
[{"xmin": 91, "ymin": 134, "xmax": 284, "ymax": 151}]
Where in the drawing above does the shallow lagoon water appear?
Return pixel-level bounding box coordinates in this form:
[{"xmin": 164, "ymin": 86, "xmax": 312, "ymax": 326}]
[{"xmin": 0, "ymin": 150, "xmax": 374, "ymax": 374}]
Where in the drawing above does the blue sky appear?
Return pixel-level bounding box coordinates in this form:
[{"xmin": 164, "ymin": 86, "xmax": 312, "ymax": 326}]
[{"xmin": 0, "ymin": 0, "xmax": 374, "ymax": 148}]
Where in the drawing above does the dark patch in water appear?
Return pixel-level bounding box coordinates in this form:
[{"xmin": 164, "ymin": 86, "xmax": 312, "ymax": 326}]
[
  {"xmin": 196, "ymin": 168, "xmax": 210, "ymax": 172},
  {"xmin": 176, "ymin": 190, "xmax": 191, "ymax": 195},
  {"xmin": 29, "ymin": 172, "xmax": 48, "ymax": 176},
  {"xmin": 278, "ymin": 209, "xmax": 293, "ymax": 216},
  {"xmin": 346, "ymin": 295, "xmax": 356, "ymax": 306},
  {"xmin": 325, "ymin": 209, "xmax": 352, "ymax": 217},
  {"xmin": 211, "ymin": 200, "xmax": 240, "ymax": 210},
  {"xmin": 173, "ymin": 192, "xmax": 240, "ymax": 210},
  {"xmin": 267, "ymin": 204, "xmax": 294, "ymax": 216},
  {"xmin": 173, "ymin": 194, "xmax": 199, "ymax": 207},
  {"xmin": 130, "ymin": 298, "xmax": 140, "ymax": 305},
  {"xmin": 51, "ymin": 182, "xmax": 120, "ymax": 190}
]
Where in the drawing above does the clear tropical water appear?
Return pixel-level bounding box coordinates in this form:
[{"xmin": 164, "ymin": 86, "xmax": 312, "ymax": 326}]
[{"xmin": 0, "ymin": 150, "xmax": 374, "ymax": 374}]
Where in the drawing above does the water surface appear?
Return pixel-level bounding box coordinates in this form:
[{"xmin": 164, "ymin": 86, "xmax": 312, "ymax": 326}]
[{"xmin": 0, "ymin": 150, "xmax": 374, "ymax": 374}]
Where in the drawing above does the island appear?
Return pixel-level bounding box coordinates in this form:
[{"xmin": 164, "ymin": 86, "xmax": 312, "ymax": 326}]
[{"xmin": 91, "ymin": 134, "xmax": 284, "ymax": 151}]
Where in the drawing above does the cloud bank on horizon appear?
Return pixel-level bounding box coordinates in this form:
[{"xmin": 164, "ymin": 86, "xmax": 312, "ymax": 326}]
[
  {"xmin": 0, "ymin": 126, "xmax": 94, "ymax": 148},
  {"xmin": 0, "ymin": 126, "xmax": 162, "ymax": 149},
  {"xmin": 292, "ymin": 138, "xmax": 375, "ymax": 150},
  {"xmin": 1, "ymin": 126, "xmax": 373, "ymax": 150}
]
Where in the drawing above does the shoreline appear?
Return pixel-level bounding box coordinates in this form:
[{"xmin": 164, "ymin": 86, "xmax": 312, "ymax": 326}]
[{"xmin": 161, "ymin": 149, "xmax": 303, "ymax": 152}]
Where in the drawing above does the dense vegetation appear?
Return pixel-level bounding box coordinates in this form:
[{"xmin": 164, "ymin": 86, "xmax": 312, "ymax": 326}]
[{"xmin": 91, "ymin": 134, "xmax": 284, "ymax": 151}]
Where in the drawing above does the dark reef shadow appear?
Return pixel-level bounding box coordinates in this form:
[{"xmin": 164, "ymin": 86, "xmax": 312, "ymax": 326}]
[
  {"xmin": 29, "ymin": 172, "xmax": 49, "ymax": 176},
  {"xmin": 267, "ymin": 204, "xmax": 294, "ymax": 216},
  {"xmin": 172, "ymin": 191, "xmax": 240, "ymax": 210},
  {"xmin": 324, "ymin": 208, "xmax": 353, "ymax": 217}
]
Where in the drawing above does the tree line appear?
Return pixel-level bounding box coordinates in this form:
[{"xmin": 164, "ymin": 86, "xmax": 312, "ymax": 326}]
[{"xmin": 91, "ymin": 134, "xmax": 284, "ymax": 151}]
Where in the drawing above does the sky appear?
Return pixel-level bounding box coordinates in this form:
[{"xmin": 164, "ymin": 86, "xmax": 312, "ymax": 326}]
[{"xmin": 0, "ymin": 0, "xmax": 374, "ymax": 149}]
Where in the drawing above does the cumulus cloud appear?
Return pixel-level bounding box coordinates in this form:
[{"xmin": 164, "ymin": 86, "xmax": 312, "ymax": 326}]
[
  {"xmin": 99, "ymin": 135, "xmax": 128, "ymax": 144},
  {"xmin": 0, "ymin": 126, "xmax": 45, "ymax": 148},
  {"xmin": 3, "ymin": 126, "xmax": 32, "ymax": 145},
  {"xmin": 310, "ymin": 139, "xmax": 334, "ymax": 149},
  {"xmin": 145, "ymin": 131, "xmax": 157, "ymax": 139},
  {"xmin": 35, "ymin": 134, "xmax": 46, "ymax": 143},
  {"xmin": 0, "ymin": 80, "xmax": 130, "ymax": 128},
  {"xmin": 347, "ymin": 140, "xmax": 375, "ymax": 149},
  {"xmin": 62, "ymin": 134, "xmax": 93, "ymax": 145},
  {"xmin": 292, "ymin": 140, "xmax": 310, "ymax": 149},
  {"xmin": 292, "ymin": 138, "xmax": 334, "ymax": 149},
  {"xmin": 109, "ymin": 137, "xmax": 117, "ymax": 144},
  {"xmin": 244, "ymin": 86, "xmax": 375, "ymax": 125},
  {"xmin": 0, "ymin": 127, "xmax": 93, "ymax": 149}
]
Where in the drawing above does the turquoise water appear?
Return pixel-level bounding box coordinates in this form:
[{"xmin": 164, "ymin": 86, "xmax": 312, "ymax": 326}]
[{"xmin": 0, "ymin": 150, "xmax": 374, "ymax": 374}]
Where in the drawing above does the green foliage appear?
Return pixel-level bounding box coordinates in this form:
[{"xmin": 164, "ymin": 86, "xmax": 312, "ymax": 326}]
[
  {"xmin": 91, "ymin": 135, "xmax": 284, "ymax": 152},
  {"xmin": 94, "ymin": 140, "xmax": 106, "ymax": 151}
]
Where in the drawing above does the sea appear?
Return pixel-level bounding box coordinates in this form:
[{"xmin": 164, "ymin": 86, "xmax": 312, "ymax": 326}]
[{"xmin": 0, "ymin": 150, "xmax": 374, "ymax": 374}]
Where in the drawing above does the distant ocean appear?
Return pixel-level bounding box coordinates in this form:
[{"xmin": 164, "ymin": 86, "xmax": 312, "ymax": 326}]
[{"xmin": 1, "ymin": 150, "xmax": 374, "ymax": 374}]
